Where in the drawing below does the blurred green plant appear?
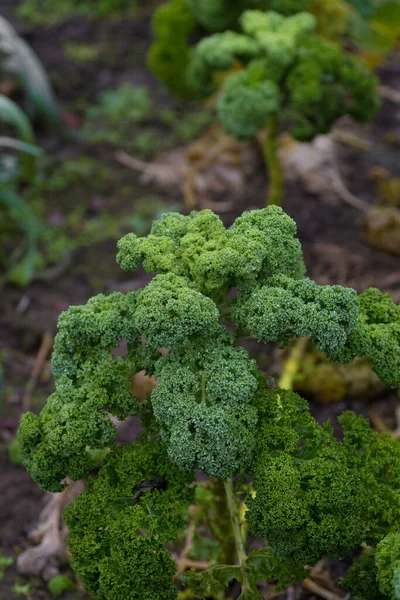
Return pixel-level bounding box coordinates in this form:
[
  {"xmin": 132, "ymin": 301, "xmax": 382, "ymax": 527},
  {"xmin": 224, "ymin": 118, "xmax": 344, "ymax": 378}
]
[
  {"xmin": 0, "ymin": 17, "xmax": 60, "ymax": 124},
  {"xmin": 83, "ymin": 82, "xmax": 213, "ymax": 157},
  {"xmin": 0, "ymin": 94, "xmax": 44, "ymax": 286},
  {"xmin": 147, "ymin": 0, "xmax": 356, "ymax": 100},
  {"xmin": 0, "ymin": 556, "xmax": 14, "ymax": 581},
  {"xmin": 349, "ymin": 1, "xmax": 400, "ymax": 66},
  {"xmin": 63, "ymin": 41, "xmax": 101, "ymax": 64},
  {"xmin": 18, "ymin": 0, "xmax": 140, "ymax": 25},
  {"xmin": 187, "ymin": 11, "xmax": 379, "ymax": 205},
  {"xmin": 8, "ymin": 437, "xmax": 24, "ymax": 466},
  {"xmin": 48, "ymin": 574, "xmax": 75, "ymax": 598}
]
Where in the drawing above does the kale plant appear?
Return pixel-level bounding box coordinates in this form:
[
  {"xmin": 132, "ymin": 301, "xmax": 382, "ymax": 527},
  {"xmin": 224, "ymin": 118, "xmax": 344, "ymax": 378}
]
[
  {"xmin": 149, "ymin": 6, "xmax": 380, "ymax": 206},
  {"xmin": 148, "ymin": 0, "xmax": 350, "ymax": 100},
  {"xmin": 18, "ymin": 207, "xmax": 400, "ymax": 599}
]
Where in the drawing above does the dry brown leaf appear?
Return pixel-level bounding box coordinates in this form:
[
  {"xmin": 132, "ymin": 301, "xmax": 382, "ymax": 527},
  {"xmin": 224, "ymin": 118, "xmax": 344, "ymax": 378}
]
[
  {"xmin": 116, "ymin": 124, "xmax": 260, "ymax": 211},
  {"xmin": 279, "ymin": 134, "xmax": 367, "ymax": 211},
  {"xmin": 294, "ymin": 351, "xmax": 385, "ymax": 403},
  {"xmin": 362, "ymin": 206, "xmax": 400, "ymax": 255},
  {"xmin": 131, "ymin": 370, "xmax": 157, "ymax": 401},
  {"xmin": 17, "ymin": 480, "xmax": 85, "ymax": 579}
]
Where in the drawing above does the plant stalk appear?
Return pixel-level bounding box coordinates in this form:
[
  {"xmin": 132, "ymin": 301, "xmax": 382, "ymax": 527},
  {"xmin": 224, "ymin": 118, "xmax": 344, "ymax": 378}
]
[
  {"xmin": 223, "ymin": 478, "xmax": 249, "ymax": 600},
  {"xmin": 209, "ymin": 479, "xmax": 237, "ymax": 565},
  {"xmin": 264, "ymin": 114, "xmax": 284, "ymax": 206},
  {"xmin": 278, "ymin": 337, "xmax": 308, "ymax": 391}
]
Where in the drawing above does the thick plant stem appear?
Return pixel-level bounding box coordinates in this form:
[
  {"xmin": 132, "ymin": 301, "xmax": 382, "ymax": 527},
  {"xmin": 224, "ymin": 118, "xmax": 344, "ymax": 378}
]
[
  {"xmin": 223, "ymin": 478, "xmax": 249, "ymax": 600},
  {"xmin": 279, "ymin": 337, "xmax": 308, "ymax": 391},
  {"xmin": 264, "ymin": 114, "xmax": 284, "ymax": 206}
]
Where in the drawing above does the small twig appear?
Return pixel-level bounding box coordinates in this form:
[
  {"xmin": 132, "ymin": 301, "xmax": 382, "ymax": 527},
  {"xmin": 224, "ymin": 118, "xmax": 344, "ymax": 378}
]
[
  {"xmin": 302, "ymin": 578, "xmax": 343, "ymax": 600},
  {"xmin": 175, "ymin": 521, "xmax": 197, "ymax": 576},
  {"xmin": 331, "ymin": 145, "xmax": 369, "ymax": 212},
  {"xmin": 380, "ymin": 85, "xmax": 400, "ymax": 104},
  {"xmin": 368, "ymin": 409, "xmax": 391, "ymax": 433},
  {"xmin": 182, "ymin": 521, "xmax": 196, "ymax": 559},
  {"xmin": 173, "ymin": 555, "xmax": 210, "ymax": 574},
  {"xmin": 330, "ymin": 174, "xmax": 369, "ymax": 212},
  {"xmin": 332, "ymin": 130, "xmax": 371, "ymax": 151},
  {"xmin": 22, "ymin": 331, "xmax": 53, "ymax": 412}
]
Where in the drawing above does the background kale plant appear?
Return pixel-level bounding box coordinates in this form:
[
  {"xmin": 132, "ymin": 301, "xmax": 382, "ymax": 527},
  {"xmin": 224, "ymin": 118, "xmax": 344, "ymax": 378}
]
[
  {"xmin": 149, "ymin": 7, "xmax": 380, "ymax": 206},
  {"xmin": 18, "ymin": 207, "xmax": 400, "ymax": 599}
]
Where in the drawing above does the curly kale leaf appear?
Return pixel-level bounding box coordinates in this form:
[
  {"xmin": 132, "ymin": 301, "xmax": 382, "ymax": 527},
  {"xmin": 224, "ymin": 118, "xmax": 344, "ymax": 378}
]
[
  {"xmin": 188, "ymin": 8, "xmax": 379, "ymax": 140},
  {"xmin": 18, "ymin": 292, "xmax": 142, "ymax": 492},
  {"xmin": 217, "ymin": 61, "xmax": 281, "ymax": 139},
  {"xmin": 64, "ymin": 439, "xmax": 194, "ymax": 600},
  {"xmin": 340, "ymin": 288, "xmax": 400, "ymax": 387},
  {"xmin": 376, "ymin": 533, "xmax": 400, "ymax": 600},
  {"xmin": 343, "ymin": 551, "xmax": 386, "ymax": 600},
  {"xmin": 135, "ymin": 273, "xmax": 221, "ymax": 348},
  {"xmin": 117, "ymin": 207, "xmax": 306, "ymax": 297},
  {"xmin": 247, "ymin": 388, "xmax": 365, "ymax": 565},
  {"xmin": 151, "ymin": 337, "xmax": 259, "ymax": 477},
  {"xmin": 339, "ymin": 412, "xmax": 400, "ymax": 548},
  {"xmin": 233, "ymin": 275, "xmax": 359, "ymax": 359},
  {"xmin": 285, "ymin": 36, "xmax": 380, "ymax": 140}
]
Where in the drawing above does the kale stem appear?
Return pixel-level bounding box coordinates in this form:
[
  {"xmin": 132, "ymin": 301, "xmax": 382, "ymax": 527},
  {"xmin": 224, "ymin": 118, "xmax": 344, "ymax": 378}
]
[
  {"xmin": 264, "ymin": 114, "xmax": 284, "ymax": 206},
  {"xmin": 223, "ymin": 478, "xmax": 249, "ymax": 600},
  {"xmin": 278, "ymin": 337, "xmax": 308, "ymax": 391}
]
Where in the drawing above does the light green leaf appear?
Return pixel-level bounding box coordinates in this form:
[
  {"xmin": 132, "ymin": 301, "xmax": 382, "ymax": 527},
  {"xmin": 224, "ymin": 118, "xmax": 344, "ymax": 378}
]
[
  {"xmin": 0, "ymin": 135, "xmax": 44, "ymax": 156},
  {"xmin": 0, "ymin": 186, "xmax": 39, "ymax": 285},
  {"xmin": 207, "ymin": 564, "xmax": 243, "ymax": 586},
  {"xmin": 0, "ymin": 16, "xmax": 60, "ymax": 124},
  {"xmin": 0, "ymin": 95, "xmax": 34, "ymax": 143},
  {"xmin": 0, "ymin": 95, "xmax": 37, "ymax": 180}
]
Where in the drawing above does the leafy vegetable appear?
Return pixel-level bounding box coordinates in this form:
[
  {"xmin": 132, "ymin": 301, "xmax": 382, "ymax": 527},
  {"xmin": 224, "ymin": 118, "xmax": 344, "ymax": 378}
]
[{"xmin": 18, "ymin": 207, "xmax": 400, "ymax": 599}]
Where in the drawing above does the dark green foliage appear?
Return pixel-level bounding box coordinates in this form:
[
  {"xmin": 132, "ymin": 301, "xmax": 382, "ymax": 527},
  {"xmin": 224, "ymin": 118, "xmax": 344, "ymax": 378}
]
[
  {"xmin": 247, "ymin": 389, "xmax": 365, "ymax": 565},
  {"xmin": 65, "ymin": 439, "xmax": 194, "ymax": 600},
  {"xmin": 147, "ymin": 0, "xmax": 197, "ymax": 99},
  {"xmin": 376, "ymin": 533, "xmax": 400, "ymax": 599},
  {"xmin": 152, "ymin": 335, "xmax": 259, "ymax": 476},
  {"xmin": 190, "ymin": 10, "xmax": 380, "ymax": 141},
  {"xmin": 18, "ymin": 207, "xmax": 400, "ymax": 599},
  {"xmin": 233, "ymin": 274, "xmax": 359, "ymax": 359},
  {"xmin": 340, "ymin": 288, "xmax": 400, "ymax": 387},
  {"xmin": 339, "ymin": 412, "xmax": 400, "ymax": 547},
  {"xmin": 186, "ymin": 0, "xmax": 245, "ymax": 31},
  {"xmin": 343, "ymin": 552, "xmax": 385, "ymax": 600},
  {"xmin": 18, "ymin": 292, "xmax": 142, "ymax": 491}
]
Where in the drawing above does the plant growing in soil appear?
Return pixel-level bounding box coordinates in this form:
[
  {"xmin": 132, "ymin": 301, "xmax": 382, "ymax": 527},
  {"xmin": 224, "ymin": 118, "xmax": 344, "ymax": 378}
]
[
  {"xmin": 192, "ymin": 10, "xmax": 380, "ymax": 205},
  {"xmin": 18, "ymin": 207, "xmax": 400, "ymax": 599},
  {"xmin": 148, "ymin": 0, "xmax": 351, "ymax": 104},
  {"xmin": 149, "ymin": 7, "xmax": 379, "ymax": 206}
]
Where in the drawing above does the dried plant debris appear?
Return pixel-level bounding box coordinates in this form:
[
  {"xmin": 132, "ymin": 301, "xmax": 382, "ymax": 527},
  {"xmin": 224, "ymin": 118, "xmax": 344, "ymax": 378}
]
[
  {"xmin": 362, "ymin": 206, "xmax": 400, "ymax": 256},
  {"xmin": 117, "ymin": 124, "xmax": 261, "ymax": 210},
  {"xmin": 279, "ymin": 133, "xmax": 367, "ymax": 210},
  {"xmin": 17, "ymin": 480, "xmax": 84, "ymax": 579},
  {"xmin": 294, "ymin": 347, "xmax": 386, "ymax": 403}
]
